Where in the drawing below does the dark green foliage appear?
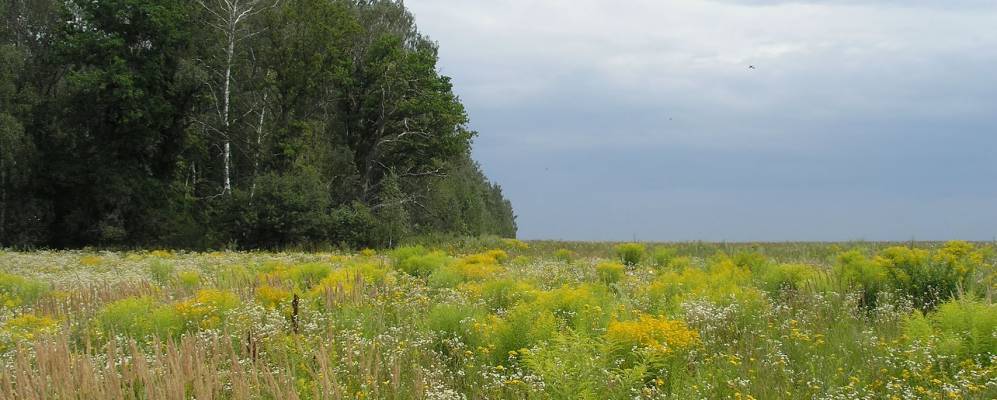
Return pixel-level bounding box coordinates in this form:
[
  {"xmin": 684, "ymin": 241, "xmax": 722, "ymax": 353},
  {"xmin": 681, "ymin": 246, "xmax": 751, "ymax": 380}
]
[
  {"xmin": 0, "ymin": 0, "xmax": 516, "ymax": 249},
  {"xmin": 223, "ymin": 168, "xmax": 333, "ymax": 249},
  {"xmin": 417, "ymin": 154, "xmax": 517, "ymax": 238}
]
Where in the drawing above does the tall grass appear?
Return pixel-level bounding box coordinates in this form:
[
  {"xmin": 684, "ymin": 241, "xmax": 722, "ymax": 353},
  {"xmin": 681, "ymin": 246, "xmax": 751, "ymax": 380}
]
[{"xmin": 0, "ymin": 242, "xmax": 994, "ymax": 399}]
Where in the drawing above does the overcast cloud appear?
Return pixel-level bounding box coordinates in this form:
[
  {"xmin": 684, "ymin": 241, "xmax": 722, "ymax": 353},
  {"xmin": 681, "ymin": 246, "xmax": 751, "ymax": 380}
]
[{"xmin": 405, "ymin": 0, "xmax": 997, "ymax": 241}]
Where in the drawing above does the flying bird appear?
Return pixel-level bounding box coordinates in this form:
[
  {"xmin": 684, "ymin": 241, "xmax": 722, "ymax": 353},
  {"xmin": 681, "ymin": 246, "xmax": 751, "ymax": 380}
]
[{"xmin": 748, "ymin": 65, "xmax": 756, "ymax": 70}]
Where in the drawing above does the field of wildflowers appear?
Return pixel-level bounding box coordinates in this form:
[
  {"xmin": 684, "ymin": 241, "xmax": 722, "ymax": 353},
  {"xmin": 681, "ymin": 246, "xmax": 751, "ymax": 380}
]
[{"xmin": 0, "ymin": 240, "xmax": 994, "ymax": 399}]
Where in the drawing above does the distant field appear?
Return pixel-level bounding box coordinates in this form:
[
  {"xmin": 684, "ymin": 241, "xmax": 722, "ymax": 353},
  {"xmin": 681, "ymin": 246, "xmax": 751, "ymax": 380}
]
[{"xmin": 0, "ymin": 241, "xmax": 994, "ymax": 399}]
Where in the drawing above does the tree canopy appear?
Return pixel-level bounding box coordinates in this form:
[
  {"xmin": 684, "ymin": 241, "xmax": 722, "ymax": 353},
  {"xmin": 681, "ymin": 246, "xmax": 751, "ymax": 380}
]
[{"xmin": 0, "ymin": 0, "xmax": 516, "ymax": 249}]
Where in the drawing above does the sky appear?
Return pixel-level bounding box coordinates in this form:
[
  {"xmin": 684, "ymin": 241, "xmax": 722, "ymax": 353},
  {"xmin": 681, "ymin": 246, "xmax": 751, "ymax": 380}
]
[{"xmin": 404, "ymin": 0, "xmax": 997, "ymax": 242}]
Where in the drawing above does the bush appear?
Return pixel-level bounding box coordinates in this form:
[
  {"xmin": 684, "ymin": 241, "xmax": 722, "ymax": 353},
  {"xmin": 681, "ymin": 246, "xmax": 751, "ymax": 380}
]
[
  {"xmin": 650, "ymin": 247, "xmax": 677, "ymax": 268},
  {"xmin": 216, "ymin": 264, "xmax": 254, "ymax": 289},
  {"xmin": 177, "ymin": 270, "xmax": 201, "ymax": 290},
  {"xmin": 174, "ymin": 289, "xmax": 240, "ymax": 330},
  {"xmin": 538, "ymin": 285, "xmax": 615, "ymax": 334},
  {"xmin": 643, "ymin": 258, "xmax": 764, "ymax": 314},
  {"xmin": 309, "ymin": 263, "xmax": 394, "ymax": 297},
  {"xmin": 614, "ymin": 243, "xmax": 646, "ymax": 266},
  {"xmin": 221, "ymin": 168, "xmax": 333, "ymax": 248},
  {"xmin": 522, "ymin": 334, "xmax": 629, "ymax": 399},
  {"xmin": 427, "ymin": 252, "xmax": 505, "ymax": 287},
  {"xmin": 875, "ymin": 245, "xmax": 974, "ymax": 309},
  {"xmin": 391, "ymin": 246, "xmax": 450, "ymax": 278},
  {"xmin": 487, "ymin": 304, "xmax": 558, "ymax": 365},
  {"xmin": 0, "ymin": 314, "xmax": 59, "ymax": 352},
  {"xmin": 286, "ymin": 263, "xmax": 334, "ymax": 289},
  {"xmin": 476, "ymin": 279, "xmax": 538, "ymax": 311},
  {"xmin": 605, "ymin": 315, "xmax": 700, "ymax": 362},
  {"xmin": 732, "ymin": 251, "xmax": 770, "ymax": 272},
  {"xmin": 904, "ymin": 298, "xmax": 997, "ymax": 362},
  {"xmin": 554, "ymin": 249, "xmax": 574, "ymax": 263},
  {"xmin": 0, "ymin": 272, "xmax": 49, "ymax": 309},
  {"xmin": 605, "ymin": 315, "xmax": 702, "ymax": 388},
  {"xmin": 426, "ymin": 303, "xmax": 486, "ymax": 349},
  {"xmin": 256, "ymin": 285, "xmax": 292, "ymax": 309},
  {"xmin": 833, "ymin": 250, "xmax": 890, "ymax": 308},
  {"xmin": 756, "ymin": 263, "xmax": 822, "ymax": 293},
  {"xmin": 93, "ymin": 297, "xmax": 183, "ymax": 340},
  {"xmin": 259, "ymin": 262, "xmax": 333, "ymax": 290},
  {"xmin": 595, "ymin": 262, "xmax": 626, "ymax": 285},
  {"xmin": 428, "ymin": 266, "xmax": 464, "ymax": 289},
  {"xmin": 148, "ymin": 260, "xmax": 175, "ymax": 285}
]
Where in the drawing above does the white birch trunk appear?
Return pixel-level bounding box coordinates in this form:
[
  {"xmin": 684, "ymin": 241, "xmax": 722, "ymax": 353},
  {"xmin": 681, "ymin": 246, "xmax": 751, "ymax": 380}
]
[
  {"xmin": 198, "ymin": 0, "xmax": 277, "ymax": 195},
  {"xmin": 222, "ymin": 35, "xmax": 234, "ymax": 194}
]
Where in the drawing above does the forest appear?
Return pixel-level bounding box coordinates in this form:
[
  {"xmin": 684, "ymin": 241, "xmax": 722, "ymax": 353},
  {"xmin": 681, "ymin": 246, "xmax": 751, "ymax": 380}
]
[{"xmin": 0, "ymin": 0, "xmax": 516, "ymax": 250}]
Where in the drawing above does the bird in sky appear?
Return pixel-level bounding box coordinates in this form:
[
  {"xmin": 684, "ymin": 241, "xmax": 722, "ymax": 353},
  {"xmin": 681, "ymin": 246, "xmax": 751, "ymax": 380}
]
[{"xmin": 748, "ymin": 65, "xmax": 757, "ymax": 70}]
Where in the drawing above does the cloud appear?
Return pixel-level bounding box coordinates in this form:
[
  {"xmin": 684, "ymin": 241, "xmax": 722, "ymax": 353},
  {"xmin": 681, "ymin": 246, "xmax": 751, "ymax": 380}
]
[{"xmin": 407, "ymin": 0, "xmax": 997, "ymax": 240}]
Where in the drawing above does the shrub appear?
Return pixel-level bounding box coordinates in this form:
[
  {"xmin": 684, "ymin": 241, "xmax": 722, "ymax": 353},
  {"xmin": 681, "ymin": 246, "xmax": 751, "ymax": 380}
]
[
  {"xmin": 595, "ymin": 262, "xmax": 626, "ymax": 285},
  {"xmin": 928, "ymin": 241, "xmax": 987, "ymax": 302},
  {"xmin": 79, "ymin": 255, "xmax": 103, "ymax": 267},
  {"xmin": 732, "ymin": 251, "xmax": 770, "ymax": 272},
  {"xmin": 216, "ymin": 264, "xmax": 254, "ymax": 289},
  {"xmin": 428, "ymin": 266, "xmax": 464, "ymax": 289},
  {"xmin": 930, "ymin": 299, "xmax": 996, "ymax": 361},
  {"xmin": 0, "ymin": 314, "xmax": 58, "ymax": 351},
  {"xmin": 538, "ymin": 285, "xmax": 615, "ymax": 334},
  {"xmin": 285, "ymin": 263, "xmax": 334, "ymax": 289},
  {"xmin": 614, "ymin": 243, "xmax": 646, "ymax": 266},
  {"xmin": 177, "ymin": 270, "xmax": 201, "ymax": 290},
  {"xmin": 309, "ymin": 263, "xmax": 393, "ymax": 297},
  {"xmin": 756, "ymin": 263, "xmax": 822, "ymax": 293},
  {"xmin": 391, "ymin": 246, "xmax": 450, "ymax": 278},
  {"xmin": 605, "ymin": 315, "xmax": 701, "ymax": 360},
  {"xmin": 426, "ymin": 303, "xmax": 486, "ymax": 349},
  {"xmin": 259, "ymin": 262, "xmax": 333, "ymax": 290},
  {"xmin": 833, "ymin": 250, "xmax": 890, "ymax": 308},
  {"xmin": 650, "ymin": 247, "xmax": 677, "ymax": 268},
  {"xmin": 554, "ymin": 249, "xmax": 574, "ymax": 263},
  {"xmin": 487, "ymin": 304, "xmax": 557, "ymax": 365},
  {"xmin": 476, "ymin": 279, "xmax": 538, "ymax": 311},
  {"xmin": 667, "ymin": 256, "xmax": 694, "ymax": 270},
  {"xmin": 225, "ymin": 168, "xmax": 334, "ymax": 248},
  {"xmin": 148, "ymin": 260, "xmax": 175, "ymax": 285},
  {"xmin": 0, "ymin": 272, "xmax": 49, "ymax": 309},
  {"xmin": 390, "ymin": 245, "xmax": 429, "ymax": 262},
  {"xmin": 93, "ymin": 297, "xmax": 183, "ymax": 340},
  {"xmin": 459, "ymin": 250, "xmax": 508, "ymax": 266},
  {"xmin": 904, "ymin": 298, "xmax": 997, "ymax": 362},
  {"xmin": 174, "ymin": 289, "xmax": 240, "ymax": 331},
  {"xmin": 643, "ymin": 258, "xmax": 764, "ymax": 314},
  {"xmin": 522, "ymin": 334, "xmax": 629, "ymax": 399},
  {"xmin": 256, "ymin": 285, "xmax": 292, "ymax": 308},
  {"xmin": 428, "ymin": 252, "xmax": 504, "ymax": 287},
  {"xmin": 501, "ymin": 238, "xmax": 530, "ymax": 250},
  {"xmin": 875, "ymin": 246, "xmax": 950, "ymax": 309}
]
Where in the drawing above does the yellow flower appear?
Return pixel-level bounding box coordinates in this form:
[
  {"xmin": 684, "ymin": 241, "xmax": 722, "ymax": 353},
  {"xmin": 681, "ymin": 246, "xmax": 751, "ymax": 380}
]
[{"xmin": 606, "ymin": 315, "xmax": 701, "ymax": 357}]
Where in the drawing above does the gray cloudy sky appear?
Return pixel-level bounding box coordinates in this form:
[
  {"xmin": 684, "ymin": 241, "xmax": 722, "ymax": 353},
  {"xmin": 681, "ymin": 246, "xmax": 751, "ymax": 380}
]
[{"xmin": 405, "ymin": 0, "xmax": 997, "ymax": 242}]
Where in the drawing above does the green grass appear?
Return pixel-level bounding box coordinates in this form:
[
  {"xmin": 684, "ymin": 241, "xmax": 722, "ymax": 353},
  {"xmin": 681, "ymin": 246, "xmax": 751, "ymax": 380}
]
[{"xmin": 0, "ymin": 242, "xmax": 994, "ymax": 399}]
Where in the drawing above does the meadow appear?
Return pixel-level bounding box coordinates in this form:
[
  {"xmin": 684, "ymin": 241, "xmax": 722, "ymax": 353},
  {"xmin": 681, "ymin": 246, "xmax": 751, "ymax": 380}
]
[{"xmin": 0, "ymin": 240, "xmax": 994, "ymax": 399}]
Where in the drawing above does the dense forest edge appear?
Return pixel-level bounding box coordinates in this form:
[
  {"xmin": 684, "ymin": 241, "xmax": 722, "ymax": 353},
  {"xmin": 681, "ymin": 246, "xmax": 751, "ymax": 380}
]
[{"xmin": 0, "ymin": 0, "xmax": 517, "ymax": 250}]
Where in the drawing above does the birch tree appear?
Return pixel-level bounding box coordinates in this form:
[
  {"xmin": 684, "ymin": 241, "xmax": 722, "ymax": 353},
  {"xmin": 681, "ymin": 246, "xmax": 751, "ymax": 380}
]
[{"xmin": 196, "ymin": 0, "xmax": 276, "ymax": 194}]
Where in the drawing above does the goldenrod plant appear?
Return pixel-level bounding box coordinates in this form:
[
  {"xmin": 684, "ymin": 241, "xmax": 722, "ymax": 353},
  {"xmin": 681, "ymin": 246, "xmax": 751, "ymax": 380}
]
[{"xmin": 0, "ymin": 242, "xmax": 994, "ymax": 399}]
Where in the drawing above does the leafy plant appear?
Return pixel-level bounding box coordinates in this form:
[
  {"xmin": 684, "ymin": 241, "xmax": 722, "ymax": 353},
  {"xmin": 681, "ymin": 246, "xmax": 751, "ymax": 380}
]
[
  {"xmin": 92, "ymin": 297, "xmax": 183, "ymax": 340},
  {"xmin": 596, "ymin": 262, "xmax": 626, "ymax": 285},
  {"xmin": 0, "ymin": 272, "xmax": 49, "ymax": 309},
  {"xmin": 614, "ymin": 243, "xmax": 646, "ymax": 266}
]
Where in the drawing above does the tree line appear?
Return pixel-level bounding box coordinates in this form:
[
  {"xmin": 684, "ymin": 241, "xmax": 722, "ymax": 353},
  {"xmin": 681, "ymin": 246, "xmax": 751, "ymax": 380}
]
[{"xmin": 0, "ymin": 0, "xmax": 516, "ymax": 249}]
